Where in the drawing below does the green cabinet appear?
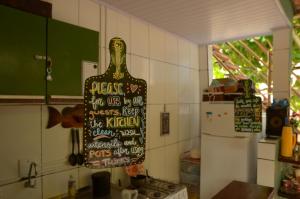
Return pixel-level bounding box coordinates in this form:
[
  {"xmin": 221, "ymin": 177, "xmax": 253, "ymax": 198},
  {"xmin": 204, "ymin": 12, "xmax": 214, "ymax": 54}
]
[
  {"xmin": 47, "ymin": 19, "xmax": 99, "ymax": 100},
  {"xmin": 0, "ymin": 5, "xmax": 99, "ymax": 104},
  {"xmin": 0, "ymin": 5, "xmax": 46, "ymax": 100}
]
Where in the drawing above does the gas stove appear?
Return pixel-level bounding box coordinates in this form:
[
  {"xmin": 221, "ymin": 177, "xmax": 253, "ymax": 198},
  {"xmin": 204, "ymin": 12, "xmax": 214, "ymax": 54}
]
[{"xmin": 137, "ymin": 178, "xmax": 186, "ymax": 199}]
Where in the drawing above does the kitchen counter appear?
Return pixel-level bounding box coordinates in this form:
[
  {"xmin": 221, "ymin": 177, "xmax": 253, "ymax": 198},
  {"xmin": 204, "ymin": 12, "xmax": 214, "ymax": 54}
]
[
  {"xmin": 62, "ymin": 178, "xmax": 187, "ymax": 199},
  {"xmin": 212, "ymin": 181, "xmax": 274, "ymax": 199},
  {"xmin": 62, "ymin": 185, "xmax": 122, "ymax": 199}
]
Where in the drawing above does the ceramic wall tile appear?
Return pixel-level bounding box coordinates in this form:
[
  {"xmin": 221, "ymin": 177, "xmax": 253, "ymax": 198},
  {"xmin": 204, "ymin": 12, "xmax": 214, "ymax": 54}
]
[
  {"xmin": 100, "ymin": 5, "xmax": 106, "ymax": 48},
  {"xmin": 178, "ymin": 140, "xmax": 192, "ymax": 155},
  {"xmin": 165, "ymin": 32, "xmax": 178, "ymax": 65},
  {"xmin": 199, "ymin": 45, "xmax": 209, "ymax": 70},
  {"xmin": 178, "ymin": 39, "xmax": 190, "ymax": 67},
  {"xmin": 190, "ymin": 136, "xmax": 201, "ymax": 150},
  {"xmin": 164, "ymin": 63, "xmax": 178, "ymax": 104},
  {"xmin": 106, "ymin": 8, "xmax": 131, "ymax": 53},
  {"xmin": 105, "ymin": 48, "xmax": 110, "ymax": 69},
  {"xmin": 145, "ymin": 105, "xmax": 150, "ymax": 150},
  {"xmin": 190, "ymin": 104, "xmax": 200, "ymax": 138},
  {"xmin": 42, "ymin": 169, "xmax": 78, "ymax": 199},
  {"xmin": 100, "ymin": 47, "xmax": 106, "ymax": 74},
  {"xmin": 1, "ymin": 178, "xmax": 42, "ymax": 199},
  {"xmin": 190, "ymin": 43, "xmax": 199, "ymax": 70},
  {"xmin": 51, "ymin": 0, "xmax": 79, "ymax": 25},
  {"xmin": 106, "ymin": 8, "xmax": 118, "ymax": 44},
  {"xmin": 79, "ymin": 0, "xmax": 100, "ymax": 31},
  {"xmin": 148, "ymin": 147, "xmax": 166, "ymax": 180},
  {"xmin": 131, "ymin": 18, "xmax": 149, "ymax": 57},
  {"xmin": 178, "ymin": 104, "xmax": 191, "ymax": 141},
  {"xmin": 149, "ymin": 25, "xmax": 165, "ymax": 61},
  {"xmin": 130, "ymin": 55, "xmax": 149, "ymax": 83},
  {"xmin": 143, "ymin": 149, "xmax": 150, "ymax": 172},
  {"xmin": 200, "ymin": 69, "xmax": 209, "ymax": 92},
  {"xmin": 148, "ymin": 105, "xmax": 165, "ymax": 149},
  {"xmin": 184, "ymin": 68, "xmax": 195, "ymax": 103},
  {"xmin": 164, "ymin": 144, "xmax": 179, "ymax": 182},
  {"xmin": 0, "ymin": 106, "xmax": 41, "ymax": 185},
  {"xmin": 41, "ymin": 105, "xmax": 75, "ymax": 174},
  {"xmin": 178, "ymin": 67, "xmax": 190, "ymax": 103},
  {"xmin": 191, "ymin": 70, "xmax": 200, "ymax": 103},
  {"xmin": 165, "ymin": 105, "xmax": 179, "ymax": 145},
  {"xmin": 149, "ymin": 60, "xmax": 165, "ymax": 104},
  {"xmin": 111, "ymin": 167, "xmax": 130, "ymax": 187},
  {"xmin": 78, "ymin": 167, "xmax": 92, "ymax": 189},
  {"xmin": 273, "ymin": 28, "xmax": 292, "ymax": 50}
]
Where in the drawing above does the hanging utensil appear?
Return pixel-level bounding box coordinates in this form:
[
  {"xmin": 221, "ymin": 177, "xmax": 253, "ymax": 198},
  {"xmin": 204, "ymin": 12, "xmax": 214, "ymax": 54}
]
[
  {"xmin": 76, "ymin": 129, "xmax": 84, "ymax": 165},
  {"xmin": 68, "ymin": 129, "xmax": 77, "ymax": 166}
]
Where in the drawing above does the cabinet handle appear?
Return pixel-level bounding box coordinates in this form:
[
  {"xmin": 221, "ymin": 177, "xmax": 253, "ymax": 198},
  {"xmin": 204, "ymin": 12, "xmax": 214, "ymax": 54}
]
[{"xmin": 34, "ymin": 55, "xmax": 53, "ymax": 81}]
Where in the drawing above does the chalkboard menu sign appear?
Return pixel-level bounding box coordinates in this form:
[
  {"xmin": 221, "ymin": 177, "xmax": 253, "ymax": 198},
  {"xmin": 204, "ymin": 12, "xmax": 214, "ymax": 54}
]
[
  {"xmin": 83, "ymin": 37, "xmax": 147, "ymax": 168},
  {"xmin": 234, "ymin": 80, "xmax": 262, "ymax": 133}
]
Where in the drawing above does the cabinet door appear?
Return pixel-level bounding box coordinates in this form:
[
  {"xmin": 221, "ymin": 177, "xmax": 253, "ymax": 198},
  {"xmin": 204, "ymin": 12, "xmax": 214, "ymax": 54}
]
[
  {"xmin": 0, "ymin": 5, "xmax": 46, "ymax": 98},
  {"xmin": 47, "ymin": 19, "xmax": 98, "ymax": 99}
]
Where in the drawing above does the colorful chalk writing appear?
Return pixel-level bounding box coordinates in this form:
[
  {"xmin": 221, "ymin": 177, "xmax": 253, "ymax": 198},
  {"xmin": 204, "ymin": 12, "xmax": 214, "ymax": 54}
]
[
  {"xmin": 234, "ymin": 80, "xmax": 262, "ymax": 133},
  {"xmin": 84, "ymin": 37, "xmax": 147, "ymax": 168}
]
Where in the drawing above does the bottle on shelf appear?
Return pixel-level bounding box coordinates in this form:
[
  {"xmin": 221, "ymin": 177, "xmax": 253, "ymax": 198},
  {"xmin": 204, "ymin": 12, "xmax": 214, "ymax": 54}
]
[{"xmin": 68, "ymin": 175, "xmax": 76, "ymax": 198}]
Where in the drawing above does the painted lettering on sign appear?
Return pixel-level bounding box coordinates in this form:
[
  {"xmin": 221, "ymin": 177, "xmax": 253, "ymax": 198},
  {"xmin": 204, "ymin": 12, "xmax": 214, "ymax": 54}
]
[
  {"xmin": 84, "ymin": 37, "xmax": 147, "ymax": 168},
  {"xmin": 234, "ymin": 80, "xmax": 262, "ymax": 133}
]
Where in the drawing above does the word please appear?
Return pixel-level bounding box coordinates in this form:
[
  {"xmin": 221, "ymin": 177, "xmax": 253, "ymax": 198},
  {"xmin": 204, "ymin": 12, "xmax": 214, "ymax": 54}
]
[{"xmin": 90, "ymin": 81, "xmax": 124, "ymax": 95}]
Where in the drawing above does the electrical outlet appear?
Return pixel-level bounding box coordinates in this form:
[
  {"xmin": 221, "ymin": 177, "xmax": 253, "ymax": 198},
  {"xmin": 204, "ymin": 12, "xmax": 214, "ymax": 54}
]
[{"xmin": 18, "ymin": 159, "xmax": 37, "ymax": 179}]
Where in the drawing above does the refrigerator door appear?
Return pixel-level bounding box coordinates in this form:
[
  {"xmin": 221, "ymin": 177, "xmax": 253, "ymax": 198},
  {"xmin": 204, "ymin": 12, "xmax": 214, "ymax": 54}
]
[
  {"xmin": 200, "ymin": 133, "xmax": 256, "ymax": 199},
  {"xmin": 201, "ymin": 102, "xmax": 251, "ymax": 137}
]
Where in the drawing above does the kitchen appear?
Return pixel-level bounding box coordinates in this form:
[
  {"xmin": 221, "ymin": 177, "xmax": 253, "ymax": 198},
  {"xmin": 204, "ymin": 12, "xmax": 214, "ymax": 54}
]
[{"xmin": 0, "ymin": 0, "xmax": 295, "ymax": 198}]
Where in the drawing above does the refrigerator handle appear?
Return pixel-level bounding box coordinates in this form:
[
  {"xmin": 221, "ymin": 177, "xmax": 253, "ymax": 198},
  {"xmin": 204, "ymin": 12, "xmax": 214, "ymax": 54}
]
[{"xmin": 202, "ymin": 132, "xmax": 247, "ymax": 139}]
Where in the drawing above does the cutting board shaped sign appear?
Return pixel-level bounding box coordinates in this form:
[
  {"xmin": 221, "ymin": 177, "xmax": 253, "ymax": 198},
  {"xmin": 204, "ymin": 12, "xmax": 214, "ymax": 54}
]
[
  {"xmin": 234, "ymin": 79, "xmax": 262, "ymax": 133},
  {"xmin": 83, "ymin": 37, "xmax": 147, "ymax": 168}
]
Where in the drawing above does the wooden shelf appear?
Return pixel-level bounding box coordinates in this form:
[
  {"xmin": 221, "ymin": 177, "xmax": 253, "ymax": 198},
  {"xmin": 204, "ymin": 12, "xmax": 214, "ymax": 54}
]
[{"xmin": 278, "ymin": 156, "xmax": 300, "ymax": 165}]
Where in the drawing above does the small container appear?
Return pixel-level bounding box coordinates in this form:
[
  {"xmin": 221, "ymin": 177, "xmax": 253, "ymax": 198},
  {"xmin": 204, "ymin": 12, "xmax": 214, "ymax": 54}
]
[
  {"xmin": 92, "ymin": 171, "xmax": 111, "ymax": 197},
  {"xmin": 68, "ymin": 175, "xmax": 76, "ymax": 198},
  {"xmin": 130, "ymin": 175, "xmax": 146, "ymax": 188}
]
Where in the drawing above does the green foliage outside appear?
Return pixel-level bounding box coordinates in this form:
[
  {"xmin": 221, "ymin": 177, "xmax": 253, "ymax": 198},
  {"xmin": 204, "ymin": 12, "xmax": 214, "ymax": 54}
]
[{"xmin": 212, "ymin": 20, "xmax": 300, "ymax": 113}]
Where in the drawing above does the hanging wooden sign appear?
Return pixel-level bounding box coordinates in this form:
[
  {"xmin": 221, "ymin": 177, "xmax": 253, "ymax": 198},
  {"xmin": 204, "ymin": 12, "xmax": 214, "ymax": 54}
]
[
  {"xmin": 234, "ymin": 79, "xmax": 262, "ymax": 133},
  {"xmin": 83, "ymin": 37, "xmax": 147, "ymax": 168}
]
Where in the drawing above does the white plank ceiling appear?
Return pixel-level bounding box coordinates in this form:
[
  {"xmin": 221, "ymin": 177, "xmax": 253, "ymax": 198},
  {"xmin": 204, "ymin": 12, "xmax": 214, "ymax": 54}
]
[{"xmin": 98, "ymin": 0, "xmax": 290, "ymax": 44}]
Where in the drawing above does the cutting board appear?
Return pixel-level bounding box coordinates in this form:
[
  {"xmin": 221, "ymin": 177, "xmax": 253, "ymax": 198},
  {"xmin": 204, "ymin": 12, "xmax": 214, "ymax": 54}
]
[{"xmin": 234, "ymin": 80, "xmax": 262, "ymax": 133}]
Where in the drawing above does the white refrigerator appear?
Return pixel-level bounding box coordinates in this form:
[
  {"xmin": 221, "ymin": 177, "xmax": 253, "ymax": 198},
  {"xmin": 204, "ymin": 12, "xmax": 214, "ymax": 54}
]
[{"xmin": 200, "ymin": 102, "xmax": 260, "ymax": 199}]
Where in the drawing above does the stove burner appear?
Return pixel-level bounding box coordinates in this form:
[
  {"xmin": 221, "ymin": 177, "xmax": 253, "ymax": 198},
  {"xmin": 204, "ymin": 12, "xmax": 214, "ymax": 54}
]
[
  {"xmin": 167, "ymin": 184, "xmax": 176, "ymax": 190},
  {"xmin": 153, "ymin": 192, "xmax": 161, "ymax": 198}
]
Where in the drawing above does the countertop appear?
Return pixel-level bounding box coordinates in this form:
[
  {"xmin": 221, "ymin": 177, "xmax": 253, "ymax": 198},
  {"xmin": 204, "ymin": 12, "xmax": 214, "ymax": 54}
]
[
  {"xmin": 63, "ymin": 185, "xmax": 122, "ymax": 199},
  {"xmin": 212, "ymin": 181, "xmax": 274, "ymax": 199}
]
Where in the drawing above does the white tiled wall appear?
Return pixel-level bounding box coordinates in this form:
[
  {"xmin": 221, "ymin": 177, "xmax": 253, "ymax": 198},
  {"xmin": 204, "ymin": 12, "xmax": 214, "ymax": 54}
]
[
  {"xmin": 0, "ymin": 0, "xmax": 202, "ymax": 198},
  {"xmin": 101, "ymin": 2, "xmax": 201, "ymax": 187}
]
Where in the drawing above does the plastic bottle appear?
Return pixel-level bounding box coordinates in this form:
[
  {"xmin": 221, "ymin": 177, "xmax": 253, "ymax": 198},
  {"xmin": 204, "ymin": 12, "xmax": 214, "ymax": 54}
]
[{"xmin": 68, "ymin": 175, "xmax": 76, "ymax": 198}]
